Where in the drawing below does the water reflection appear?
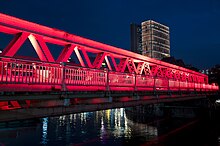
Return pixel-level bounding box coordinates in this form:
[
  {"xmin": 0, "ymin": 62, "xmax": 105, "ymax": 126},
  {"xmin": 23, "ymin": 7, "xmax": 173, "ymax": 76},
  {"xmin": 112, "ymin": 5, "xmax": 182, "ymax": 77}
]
[
  {"xmin": 0, "ymin": 107, "xmax": 218, "ymax": 146},
  {"xmin": 46, "ymin": 108, "xmax": 158, "ymax": 145},
  {"xmin": 41, "ymin": 117, "xmax": 48, "ymax": 145},
  {"xmin": 113, "ymin": 108, "xmax": 129, "ymax": 138}
]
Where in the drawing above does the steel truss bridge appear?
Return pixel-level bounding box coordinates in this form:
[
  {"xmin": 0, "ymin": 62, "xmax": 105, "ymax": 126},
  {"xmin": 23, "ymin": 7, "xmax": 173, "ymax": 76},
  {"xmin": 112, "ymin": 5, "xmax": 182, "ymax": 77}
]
[{"xmin": 0, "ymin": 13, "xmax": 218, "ymax": 112}]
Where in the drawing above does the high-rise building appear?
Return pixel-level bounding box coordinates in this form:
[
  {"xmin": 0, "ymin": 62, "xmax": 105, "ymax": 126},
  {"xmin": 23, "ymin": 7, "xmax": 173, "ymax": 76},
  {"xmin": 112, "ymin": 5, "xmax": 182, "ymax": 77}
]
[
  {"xmin": 141, "ymin": 20, "xmax": 170, "ymax": 60},
  {"xmin": 130, "ymin": 23, "xmax": 142, "ymax": 54}
]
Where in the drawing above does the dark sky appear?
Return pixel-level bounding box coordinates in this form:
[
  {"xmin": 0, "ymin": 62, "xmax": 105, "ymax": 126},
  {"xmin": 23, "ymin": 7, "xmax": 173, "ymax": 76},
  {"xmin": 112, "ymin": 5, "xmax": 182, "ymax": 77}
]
[{"xmin": 0, "ymin": 0, "xmax": 219, "ymax": 69}]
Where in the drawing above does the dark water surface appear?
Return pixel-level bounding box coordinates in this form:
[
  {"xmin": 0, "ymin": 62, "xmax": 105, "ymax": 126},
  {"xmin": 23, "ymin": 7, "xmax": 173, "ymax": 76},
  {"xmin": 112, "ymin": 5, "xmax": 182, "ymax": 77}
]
[{"xmin": 0, "ymin": 108, "xmax": 219, "ymax": 146}]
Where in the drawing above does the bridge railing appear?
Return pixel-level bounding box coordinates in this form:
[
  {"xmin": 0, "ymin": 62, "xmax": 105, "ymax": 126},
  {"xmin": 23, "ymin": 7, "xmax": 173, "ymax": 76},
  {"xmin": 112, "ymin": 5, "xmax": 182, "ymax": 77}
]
[
  {"xmin": 64, "ymin": 65, "xmax": 106, "ymax": 86},
  {"xmin": 0, "ymin": 57, "xmax": 63, "ymax": 85},
  {"xmin": 108, "ymin": 72, "xmax": 135, "ymax": 87},
  {"xmin": 136, "ymin": 75, "xmax": 154, "ymax": 89},
  {"xmin": 0, "ymin": 57, "xmax": 218, "ymax": 92}
]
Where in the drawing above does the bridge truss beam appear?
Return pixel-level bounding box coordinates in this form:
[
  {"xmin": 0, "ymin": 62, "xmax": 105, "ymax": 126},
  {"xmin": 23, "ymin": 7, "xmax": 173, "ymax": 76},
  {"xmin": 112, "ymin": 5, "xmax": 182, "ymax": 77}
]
[{"xmin": 0, "ymin": 13, "xmax": 209, "ymax": 84}]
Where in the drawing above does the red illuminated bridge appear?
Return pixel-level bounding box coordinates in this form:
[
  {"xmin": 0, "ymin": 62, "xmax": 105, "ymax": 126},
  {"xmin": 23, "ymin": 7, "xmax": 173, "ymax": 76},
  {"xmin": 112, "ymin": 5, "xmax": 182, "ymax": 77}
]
[{"xmin": 0, "ymin": 13, "xmax": 218, "ymax": 114}]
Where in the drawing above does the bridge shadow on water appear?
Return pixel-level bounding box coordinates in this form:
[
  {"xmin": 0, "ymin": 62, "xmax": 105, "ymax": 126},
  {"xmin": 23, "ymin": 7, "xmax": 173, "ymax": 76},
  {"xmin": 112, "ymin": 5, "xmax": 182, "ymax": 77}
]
[{"xmin": 124, "ymin": 99, "xmax": 220, "ymax": 146}]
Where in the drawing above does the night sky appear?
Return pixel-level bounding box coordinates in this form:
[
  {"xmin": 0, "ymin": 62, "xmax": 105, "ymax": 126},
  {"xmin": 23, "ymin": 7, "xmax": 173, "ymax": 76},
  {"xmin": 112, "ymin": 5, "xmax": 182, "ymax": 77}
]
[{"xmin": 0, "ymin": 0, "xmax": 219, "ymax": 69}]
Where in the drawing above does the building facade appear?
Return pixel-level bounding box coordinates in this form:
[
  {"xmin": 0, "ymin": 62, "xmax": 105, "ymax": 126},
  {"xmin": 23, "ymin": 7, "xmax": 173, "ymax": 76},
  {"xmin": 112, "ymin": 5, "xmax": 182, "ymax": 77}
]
[
  {"xmin": 130, "ymin": 23, "xmax": 142, "ymax": 54},
  {"xmin": 141, "ymin": 20, "xmax": 170, "ymax": 60}
]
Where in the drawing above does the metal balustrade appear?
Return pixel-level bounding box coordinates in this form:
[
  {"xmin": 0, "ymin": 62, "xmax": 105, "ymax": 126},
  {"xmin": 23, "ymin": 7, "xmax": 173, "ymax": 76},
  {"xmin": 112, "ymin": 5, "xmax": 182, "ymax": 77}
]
[
  {"xmin": 0, "ymin": 59, "xmax": 62, "ymax": 85},
  {"xmin": 109, "ymin": 72, "xmax": 135, "ymax": 87},
  {"xmin": 64, "ymin": 65, "xmax": 106, "ymax": 86},
  {"xmin": 0, "ymin": 57, "xmax": 218, "ymax": 92},
  {"xmin": 136, "ymin": 75, "xmax": 154, "ymax": 87}
]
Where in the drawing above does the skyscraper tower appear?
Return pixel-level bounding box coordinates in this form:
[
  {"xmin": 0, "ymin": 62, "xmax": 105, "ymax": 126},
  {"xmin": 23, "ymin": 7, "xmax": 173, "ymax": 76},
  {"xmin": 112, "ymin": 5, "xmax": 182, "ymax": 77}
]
[
  {"xmin": 141, "ymin": 20, "xmax": 170, "ymax": 60},
  {"xmin": 130, "ymin": 23, "xmax": 142, "ymax": 54}
]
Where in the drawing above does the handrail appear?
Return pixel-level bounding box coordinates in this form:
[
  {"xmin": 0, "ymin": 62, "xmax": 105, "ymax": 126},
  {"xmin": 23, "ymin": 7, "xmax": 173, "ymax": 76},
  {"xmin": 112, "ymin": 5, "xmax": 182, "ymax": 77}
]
[{"xmin": 0, "ymin": 56, "xmax": 218, "ymax": 92}]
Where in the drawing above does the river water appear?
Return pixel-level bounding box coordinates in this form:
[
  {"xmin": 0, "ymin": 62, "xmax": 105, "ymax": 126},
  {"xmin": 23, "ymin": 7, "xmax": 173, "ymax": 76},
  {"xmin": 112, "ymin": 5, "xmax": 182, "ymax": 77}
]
[{"xmin": 0, "ymin": 108, "xmax": 219, "ymax": 146}]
